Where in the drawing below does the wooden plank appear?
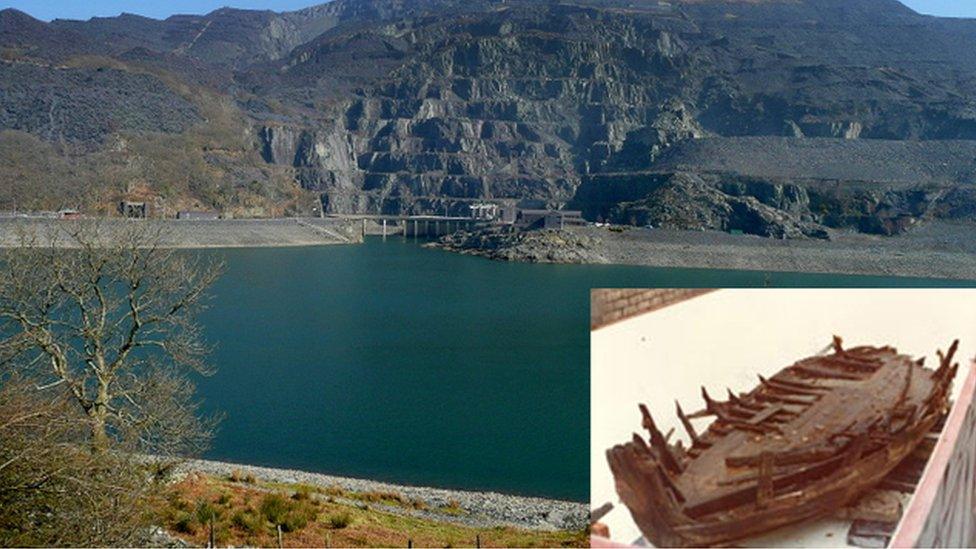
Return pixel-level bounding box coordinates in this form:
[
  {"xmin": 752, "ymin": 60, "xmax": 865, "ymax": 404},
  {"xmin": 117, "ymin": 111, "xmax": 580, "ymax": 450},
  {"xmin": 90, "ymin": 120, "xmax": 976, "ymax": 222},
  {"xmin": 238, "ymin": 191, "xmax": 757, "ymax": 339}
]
[
  {"xmin": 792, "ymin": 363, "xmax": 866, "ymax": 381},
  {"xmin": 747, "ymin": 404, "xmax": 785, "ymax": 425}
]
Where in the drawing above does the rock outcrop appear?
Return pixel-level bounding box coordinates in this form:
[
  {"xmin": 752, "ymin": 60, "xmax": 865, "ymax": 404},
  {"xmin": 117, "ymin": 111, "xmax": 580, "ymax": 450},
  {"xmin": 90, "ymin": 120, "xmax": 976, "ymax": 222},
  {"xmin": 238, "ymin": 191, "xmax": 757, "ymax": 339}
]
[
  {"xmin": 432, "ymin": 227, "xmax": 606, "ymax": 264},
  {"xmin": 607, "ymin": 173, "xmax": 829, "ymax": 239}
]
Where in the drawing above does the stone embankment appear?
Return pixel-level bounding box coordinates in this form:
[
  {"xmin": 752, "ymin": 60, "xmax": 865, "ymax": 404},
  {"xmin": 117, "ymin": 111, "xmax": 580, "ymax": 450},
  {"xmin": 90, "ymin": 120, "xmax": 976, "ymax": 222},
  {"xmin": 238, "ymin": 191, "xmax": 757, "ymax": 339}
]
[
  {"xmin": 176, "ymin": 458, "xmax": 588, "ymax": 532},
  {"xmin": 0, "ymin": 218, "xmax": 362, "ymax": 248}
]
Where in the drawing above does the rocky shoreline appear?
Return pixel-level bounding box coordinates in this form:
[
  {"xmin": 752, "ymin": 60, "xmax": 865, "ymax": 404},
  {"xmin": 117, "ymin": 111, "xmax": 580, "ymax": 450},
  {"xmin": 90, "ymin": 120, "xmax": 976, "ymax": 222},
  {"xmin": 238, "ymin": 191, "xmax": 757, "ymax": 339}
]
[
  {"xmin": 7, "ymin": 215, "xmax": 972, "ymax": 280},
  {"xmin": 428, "ymin": 224, "xmax": 976, "ymax": 281},
  {"xmin": 175, "ymin": 458, "xmax": 587, "ymax": 532},
  {"xmin": 430, "ymin": 227, "xmax": 607, "ymax": 264}
]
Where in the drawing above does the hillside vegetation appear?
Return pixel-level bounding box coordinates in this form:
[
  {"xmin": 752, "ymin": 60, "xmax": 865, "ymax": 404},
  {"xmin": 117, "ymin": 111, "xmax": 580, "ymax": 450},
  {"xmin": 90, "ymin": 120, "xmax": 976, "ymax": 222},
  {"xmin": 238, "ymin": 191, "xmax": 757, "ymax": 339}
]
[{"xmin": 163, "ymin": 473, "xmax": 587, "ymax": 548}]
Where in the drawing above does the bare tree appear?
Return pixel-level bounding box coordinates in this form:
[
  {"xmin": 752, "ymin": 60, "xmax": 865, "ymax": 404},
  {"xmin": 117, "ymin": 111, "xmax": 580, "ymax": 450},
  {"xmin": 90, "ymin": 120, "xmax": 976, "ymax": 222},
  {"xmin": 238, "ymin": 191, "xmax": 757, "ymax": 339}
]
[
  {"xmin": 0, "ymin": 220, "xmax": 225, "ymax": 545},
  {"xmin": 0, "ymin": 221, "xmax": 223, "ymax": 455}
]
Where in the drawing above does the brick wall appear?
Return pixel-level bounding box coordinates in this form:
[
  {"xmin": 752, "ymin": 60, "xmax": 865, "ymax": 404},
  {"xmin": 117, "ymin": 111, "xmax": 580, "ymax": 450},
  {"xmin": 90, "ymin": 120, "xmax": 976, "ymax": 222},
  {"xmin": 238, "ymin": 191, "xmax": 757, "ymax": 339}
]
[{"xmin": 590, "ymin": 289, "xmax": 715, "ymax": 330}]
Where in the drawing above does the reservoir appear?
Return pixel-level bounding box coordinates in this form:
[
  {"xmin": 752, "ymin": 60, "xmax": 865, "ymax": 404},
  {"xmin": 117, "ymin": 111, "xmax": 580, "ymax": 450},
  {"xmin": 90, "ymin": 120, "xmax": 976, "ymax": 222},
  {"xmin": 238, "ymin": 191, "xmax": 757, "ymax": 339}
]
[{"xmin": 195, "ymin": 238, "xmax": 973, "ymax": 503}]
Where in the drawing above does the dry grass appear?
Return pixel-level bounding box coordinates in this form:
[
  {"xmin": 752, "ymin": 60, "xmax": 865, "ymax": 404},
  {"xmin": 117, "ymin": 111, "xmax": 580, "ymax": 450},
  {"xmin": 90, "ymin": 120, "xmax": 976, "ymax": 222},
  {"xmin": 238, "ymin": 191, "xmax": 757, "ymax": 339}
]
[{"xmin": 162, "ymin": 475, "xmax": 587, "ymax": 548}]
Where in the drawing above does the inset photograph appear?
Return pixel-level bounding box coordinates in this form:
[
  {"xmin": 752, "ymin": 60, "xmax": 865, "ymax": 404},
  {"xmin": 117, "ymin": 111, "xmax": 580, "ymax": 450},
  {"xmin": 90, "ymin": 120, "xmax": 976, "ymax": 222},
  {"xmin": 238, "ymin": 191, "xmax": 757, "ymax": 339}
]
[{"xmin": 591, "ymin": 289, "xmax": 976, "ymax": 548}]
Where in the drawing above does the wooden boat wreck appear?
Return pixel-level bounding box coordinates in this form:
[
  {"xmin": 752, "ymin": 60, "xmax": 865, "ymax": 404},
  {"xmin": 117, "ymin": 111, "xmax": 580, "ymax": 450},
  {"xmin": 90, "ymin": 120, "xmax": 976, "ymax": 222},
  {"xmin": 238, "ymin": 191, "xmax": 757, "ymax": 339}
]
[{"xmin": 606, "ymin": 337, "xmax": 959, "ymax": 548}]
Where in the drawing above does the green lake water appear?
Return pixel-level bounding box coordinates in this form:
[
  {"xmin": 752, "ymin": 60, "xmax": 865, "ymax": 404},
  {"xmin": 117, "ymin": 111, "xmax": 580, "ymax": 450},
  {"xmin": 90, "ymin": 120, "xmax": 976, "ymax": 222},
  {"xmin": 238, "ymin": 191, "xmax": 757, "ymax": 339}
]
[{"xmin": 195, "ymin": 238, "xmax": 974, "ymax": 502}]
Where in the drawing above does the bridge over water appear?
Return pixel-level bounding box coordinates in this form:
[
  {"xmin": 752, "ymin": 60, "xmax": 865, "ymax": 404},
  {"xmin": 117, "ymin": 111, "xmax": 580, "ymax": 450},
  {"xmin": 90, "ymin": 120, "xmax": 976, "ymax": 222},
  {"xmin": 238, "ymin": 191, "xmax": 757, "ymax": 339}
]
[{"xmin": 325, "ymin": 214, "xmax": 493, "ymax": 237}]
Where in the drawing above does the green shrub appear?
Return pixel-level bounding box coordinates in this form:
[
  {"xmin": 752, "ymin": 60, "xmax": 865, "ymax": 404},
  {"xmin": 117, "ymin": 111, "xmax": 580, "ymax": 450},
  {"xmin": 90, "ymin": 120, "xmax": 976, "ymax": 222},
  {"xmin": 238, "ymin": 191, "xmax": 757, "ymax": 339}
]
[
  {"xmin": 196, "ymin": 501, "xmax": 220, "ymax": 524},
  {"xmin": 281, "ymin": 512, "xmax": 309, "ymax": 533},
  {"xmin": 172, "ymin": 510, "xmax": 195, "ymax": 534},
  {"xmin": 259, "ymin": 493, "xmax": 290, "ymax": 525},
  {"xmin": 168, "ymin": 494, "xmax": 192, "ymax": 512},
  {"xmin": 328, "ymin": 511, "xmax": 353, "ymax": 529},
  {"xmin": 257, "ymin": 492, "xmax": 318, "ymax": 533},
  {"xmin": 214, "ymin": 524, "xmax": 231, "ymax": 545},
  {"xmin": 286, "ymin": 500, "xmax": 319, "ymax": 533},
  {"xmin": 231, "ymin": 509, "xmax": 262, "ymax": 534}
]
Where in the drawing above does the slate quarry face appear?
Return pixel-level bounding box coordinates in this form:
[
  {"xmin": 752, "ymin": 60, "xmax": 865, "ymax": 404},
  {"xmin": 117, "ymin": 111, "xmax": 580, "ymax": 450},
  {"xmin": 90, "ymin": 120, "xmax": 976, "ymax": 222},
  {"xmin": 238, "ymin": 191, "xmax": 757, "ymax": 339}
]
[{"xmin": 2, "ymin": 0, "xmax": 976, "ymax": 231}]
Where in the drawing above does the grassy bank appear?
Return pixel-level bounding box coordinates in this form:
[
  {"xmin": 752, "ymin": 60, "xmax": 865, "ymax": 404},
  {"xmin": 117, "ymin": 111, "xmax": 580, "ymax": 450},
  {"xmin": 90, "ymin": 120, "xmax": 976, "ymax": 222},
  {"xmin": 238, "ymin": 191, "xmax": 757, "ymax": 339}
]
[{"xmin": 162, "ymin": 473, "xmax": 588, "ymax": 548}]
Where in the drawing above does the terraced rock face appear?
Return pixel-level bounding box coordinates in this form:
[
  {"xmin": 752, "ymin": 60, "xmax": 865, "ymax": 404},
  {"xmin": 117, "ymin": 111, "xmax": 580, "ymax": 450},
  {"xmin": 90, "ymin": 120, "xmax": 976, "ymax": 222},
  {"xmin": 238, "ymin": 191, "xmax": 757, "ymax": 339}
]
[
  {"xmin": 250, "ymin": 5, "xmax": 750, "ymax": 213},
  {"xmin": 2, "ymin": 0, "xmax": 976, "ymax": 234}
]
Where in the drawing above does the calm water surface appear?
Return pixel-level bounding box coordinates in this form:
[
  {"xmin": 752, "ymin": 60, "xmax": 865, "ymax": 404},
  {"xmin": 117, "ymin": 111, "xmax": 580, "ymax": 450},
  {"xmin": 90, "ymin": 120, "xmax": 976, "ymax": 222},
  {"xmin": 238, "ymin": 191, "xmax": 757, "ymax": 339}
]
[{"xmin": 195, "ymin": 238, "xmax": 973, "ymax": 502}]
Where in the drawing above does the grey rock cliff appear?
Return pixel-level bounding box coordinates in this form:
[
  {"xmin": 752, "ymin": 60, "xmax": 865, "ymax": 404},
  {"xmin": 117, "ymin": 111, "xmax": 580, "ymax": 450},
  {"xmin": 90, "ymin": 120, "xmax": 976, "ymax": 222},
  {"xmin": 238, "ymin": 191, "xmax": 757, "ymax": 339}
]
[{"xmin": 2, "ymin": 0, "xmax": 976, "ymax": 234}]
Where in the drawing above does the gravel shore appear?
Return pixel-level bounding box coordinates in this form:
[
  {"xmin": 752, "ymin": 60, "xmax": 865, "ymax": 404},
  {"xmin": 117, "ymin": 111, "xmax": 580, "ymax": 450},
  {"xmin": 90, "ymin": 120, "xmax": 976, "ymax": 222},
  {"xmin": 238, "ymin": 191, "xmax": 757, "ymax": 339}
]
[
  {"xmin": 0, "ymin": 218, "xmax": 362, "ymax": 248},
  {"xmin": 176, "ymin": 458, "xmax": 587, "ymax": 532},
  {"xmin": 431, "ymin": 222, "xmax": 976, "ymax": 280},
  {"xmin": 590, "ymin": 224, "xmax": 976, "ymax": 280}
]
